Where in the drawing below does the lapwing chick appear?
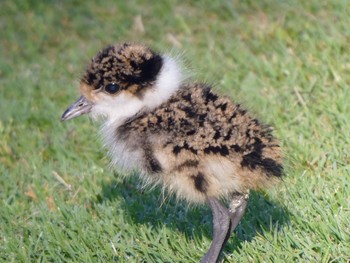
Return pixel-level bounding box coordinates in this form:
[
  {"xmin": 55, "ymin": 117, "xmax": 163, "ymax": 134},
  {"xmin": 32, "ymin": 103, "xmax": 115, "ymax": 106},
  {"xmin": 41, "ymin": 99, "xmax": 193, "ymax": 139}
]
[{"xmin": 61, "ymin": 43, "xmax": 283, "ymax": 263}]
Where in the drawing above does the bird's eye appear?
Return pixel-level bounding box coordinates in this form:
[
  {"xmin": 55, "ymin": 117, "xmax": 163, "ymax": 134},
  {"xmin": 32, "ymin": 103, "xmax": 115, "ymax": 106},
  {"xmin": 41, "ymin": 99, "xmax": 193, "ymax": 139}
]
[{"xmin": 104, "ymin": 83, "xmax": 120, "ymax": 94}]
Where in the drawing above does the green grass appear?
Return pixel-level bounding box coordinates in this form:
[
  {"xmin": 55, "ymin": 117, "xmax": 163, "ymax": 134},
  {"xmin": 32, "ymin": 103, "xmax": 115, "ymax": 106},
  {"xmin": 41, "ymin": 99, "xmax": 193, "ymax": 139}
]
[{"xmin": 1, "ymin": 0, "xmax": 350, "ymax": 262}]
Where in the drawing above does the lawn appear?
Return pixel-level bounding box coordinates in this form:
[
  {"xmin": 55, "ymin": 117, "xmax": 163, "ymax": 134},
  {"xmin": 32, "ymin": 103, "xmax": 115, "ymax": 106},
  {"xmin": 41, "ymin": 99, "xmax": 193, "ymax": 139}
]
[{"xmin": 1, "ymin": 0, "xmax": 349, "ymax": 262}]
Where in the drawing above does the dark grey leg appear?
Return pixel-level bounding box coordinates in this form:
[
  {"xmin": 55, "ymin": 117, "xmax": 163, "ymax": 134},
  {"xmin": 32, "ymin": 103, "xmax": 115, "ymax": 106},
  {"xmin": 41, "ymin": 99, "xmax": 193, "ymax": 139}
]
[
  {"xmin": 201, "ymin": 192, "xmax": 249, "ymax": 263},
  {"xmin": 201, "ymin": 197, "xmax": 230, "ymax": 263},
  {"xmin": 223, "ymin": 191, "xmax": 249, "ymax": 246}
]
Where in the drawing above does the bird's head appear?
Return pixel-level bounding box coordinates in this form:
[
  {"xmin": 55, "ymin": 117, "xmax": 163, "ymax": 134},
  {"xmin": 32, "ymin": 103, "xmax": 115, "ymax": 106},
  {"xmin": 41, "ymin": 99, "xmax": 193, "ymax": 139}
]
[{"xmin": 61, "ymin": 43, "xmax": 183, "ymax": 124}]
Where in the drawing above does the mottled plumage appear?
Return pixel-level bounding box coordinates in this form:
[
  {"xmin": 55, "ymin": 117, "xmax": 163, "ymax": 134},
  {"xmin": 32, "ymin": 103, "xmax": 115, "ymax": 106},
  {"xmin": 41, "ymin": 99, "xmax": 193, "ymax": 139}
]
[
  {"xmin": 115, "ymin": 83, "xmax": 282, "ymax": 203},
  {"xmin": 61, "ymin": 43, "xmax": 283, "ymax": 263}
]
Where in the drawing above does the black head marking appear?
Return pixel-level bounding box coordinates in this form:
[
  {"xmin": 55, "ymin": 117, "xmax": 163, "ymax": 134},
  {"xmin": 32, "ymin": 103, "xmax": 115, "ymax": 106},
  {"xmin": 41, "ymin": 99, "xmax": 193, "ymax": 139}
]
[
  {"xmin": 123, "ymin": 53, "xmax": 163, "ymax": 85},
  {"xmin": 81, "ymin": 43, "xmax": 163, "ymax": 93}
]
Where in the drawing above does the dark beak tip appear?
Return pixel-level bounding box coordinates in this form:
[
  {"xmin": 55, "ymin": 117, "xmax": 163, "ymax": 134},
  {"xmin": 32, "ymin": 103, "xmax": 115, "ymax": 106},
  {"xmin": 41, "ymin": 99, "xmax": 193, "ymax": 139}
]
[
  {"xmin": 60, "ymin": 96, "xmax": 92, "ymax": 122},
  {"xmin": 60, "ymin": 107, "xmax": 70, "ymax": 122},
  {"xmin": 60, "ymin": 114, "xmax": 66, "ymax": 122}
]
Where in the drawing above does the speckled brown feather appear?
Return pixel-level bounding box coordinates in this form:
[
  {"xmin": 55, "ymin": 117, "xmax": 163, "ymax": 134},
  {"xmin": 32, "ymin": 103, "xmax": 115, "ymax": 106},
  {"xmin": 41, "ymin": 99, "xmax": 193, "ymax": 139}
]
[
  {"xmin": 116, "ymin": 83, "xmax": 282, "ymax": 203},
  {"xmin": 81, "ymin": 43, "xmax": 162, "ymax": 93}
]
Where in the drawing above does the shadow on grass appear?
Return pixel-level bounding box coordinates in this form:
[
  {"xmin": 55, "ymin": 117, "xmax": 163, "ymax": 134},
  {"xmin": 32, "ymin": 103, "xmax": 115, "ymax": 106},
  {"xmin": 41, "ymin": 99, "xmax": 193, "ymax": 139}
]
[{"xmin": 96, "ymin": 173, "xmax": 290, "ymax": 255}]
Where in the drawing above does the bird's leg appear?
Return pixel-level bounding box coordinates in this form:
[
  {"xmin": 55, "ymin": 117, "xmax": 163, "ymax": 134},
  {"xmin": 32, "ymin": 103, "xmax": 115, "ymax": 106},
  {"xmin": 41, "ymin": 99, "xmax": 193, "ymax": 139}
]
[
  {"xmin": 223, "ymin": 191, "xmax": 249, "ymax": 246},
  {"xmin": 201, "ymin": 192, "xmax": 249, "ymax": 263},
  {"xmin": 201, "ymin": 197, "xmax": 230, "ymax": 263}
]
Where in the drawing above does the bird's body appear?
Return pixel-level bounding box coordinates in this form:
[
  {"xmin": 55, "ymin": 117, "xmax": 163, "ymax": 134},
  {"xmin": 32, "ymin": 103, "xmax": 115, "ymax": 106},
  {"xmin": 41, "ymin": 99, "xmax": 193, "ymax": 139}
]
[
  {"xmin": 62, "ymin": 43, "xmax": 283, "ymax": 262},
  {"xmin": 104, "ymin": 83, "xmax": 281, "ymax": 203}
]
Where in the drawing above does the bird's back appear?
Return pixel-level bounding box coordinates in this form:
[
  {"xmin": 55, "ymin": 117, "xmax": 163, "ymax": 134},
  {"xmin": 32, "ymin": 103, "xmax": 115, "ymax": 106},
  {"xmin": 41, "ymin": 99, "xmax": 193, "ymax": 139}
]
[{"xmin": 114, "ymin": 83, "xmax": 282, "ymax": 203}]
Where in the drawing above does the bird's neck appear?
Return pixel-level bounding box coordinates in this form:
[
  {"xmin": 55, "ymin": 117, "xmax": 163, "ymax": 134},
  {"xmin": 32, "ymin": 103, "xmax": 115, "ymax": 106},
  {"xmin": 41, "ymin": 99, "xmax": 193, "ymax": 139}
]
[{"xmin": 142, "ymin": 56, "xmax": 185, "ymax": 109}]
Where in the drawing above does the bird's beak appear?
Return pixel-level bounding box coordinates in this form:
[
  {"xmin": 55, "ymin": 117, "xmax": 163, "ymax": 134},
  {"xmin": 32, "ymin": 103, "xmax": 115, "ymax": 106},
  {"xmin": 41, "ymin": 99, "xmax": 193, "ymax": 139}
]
[{"xmin": 61, "ymin": 95, "xmax": 93, "ymax": 121}]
